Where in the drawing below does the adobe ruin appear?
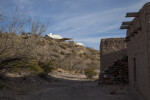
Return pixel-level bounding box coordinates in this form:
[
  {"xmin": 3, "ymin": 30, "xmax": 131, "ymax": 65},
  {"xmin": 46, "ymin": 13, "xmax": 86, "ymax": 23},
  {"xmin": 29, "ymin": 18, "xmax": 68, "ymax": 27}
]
[
  {"xmin": 100, "ymin": 38, "xmax": 127, "ymax": 72},
  {"xmin": 121, "ymin": 2, "xmax": 150, "ymax": 100}
]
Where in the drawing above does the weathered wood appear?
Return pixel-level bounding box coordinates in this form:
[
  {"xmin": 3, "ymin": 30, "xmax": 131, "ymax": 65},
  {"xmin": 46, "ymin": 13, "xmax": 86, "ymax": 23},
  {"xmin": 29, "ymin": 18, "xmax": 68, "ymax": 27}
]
[
  {"xmin": 120, "ymin": 25, "xmax": 130, "ymax": 29},
  {"xmin": 61, "ymin": 38, "xmax": 72, "ymax": 40},
  {"xmin": 126, "ymin": 12, "xmax": 139, "ymax": 17},
  {"xmin": 122, "ymin": 21, "xmax": 132, "ymax": 25}
]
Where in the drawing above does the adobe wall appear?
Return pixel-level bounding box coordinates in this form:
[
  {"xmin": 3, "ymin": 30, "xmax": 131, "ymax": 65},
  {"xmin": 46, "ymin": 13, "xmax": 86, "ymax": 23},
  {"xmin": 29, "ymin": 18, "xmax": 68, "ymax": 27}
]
[
  {"xmin": 125, "ymin": 2, "xmax": 150, "ymax": 100},
  {"xmin": 100, "ymin": 38, "xmax": 127, "ymax": 72}
]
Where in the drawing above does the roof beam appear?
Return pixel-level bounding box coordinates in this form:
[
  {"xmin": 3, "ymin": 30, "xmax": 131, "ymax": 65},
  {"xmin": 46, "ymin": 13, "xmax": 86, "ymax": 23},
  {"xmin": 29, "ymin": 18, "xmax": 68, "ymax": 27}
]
[
  {"xmin": 122, "ymin": 21, "xmax": 132, "ymax": 25},
  {"xmin": 126, "ymin": 12, "xmax": 139, "ymax": 17},
  {"xmin": 61, "ymin": 38, "xmax": 72, "ymax": 40},
  {"xmin": 120, "ymin": 25, "xmax": 130, "ymax": 29}
]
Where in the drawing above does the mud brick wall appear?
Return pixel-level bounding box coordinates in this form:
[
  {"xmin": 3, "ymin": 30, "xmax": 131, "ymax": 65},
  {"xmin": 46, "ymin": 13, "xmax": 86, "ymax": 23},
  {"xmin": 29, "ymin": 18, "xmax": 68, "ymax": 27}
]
[
  {"xmin": 100, "ymin": 38, "xmax": 127, "ymax": 72},
  {"xmin": 124, "ymin": 2, "xmax": 150, "ymax": 100}
]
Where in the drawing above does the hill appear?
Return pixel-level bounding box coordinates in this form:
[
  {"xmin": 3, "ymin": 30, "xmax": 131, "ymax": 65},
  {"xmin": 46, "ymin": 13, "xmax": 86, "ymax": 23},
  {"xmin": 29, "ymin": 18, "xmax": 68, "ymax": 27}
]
[{"xmin": 0, "ymin": 32, "xmax": 100, "ymax": 77}]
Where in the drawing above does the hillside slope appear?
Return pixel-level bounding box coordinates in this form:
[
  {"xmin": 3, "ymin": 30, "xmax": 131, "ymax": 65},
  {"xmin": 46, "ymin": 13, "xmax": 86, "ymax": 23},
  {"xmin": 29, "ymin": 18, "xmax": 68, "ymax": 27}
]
[{"xmin": 0, "ymin": 32, "xmax": 100, "ymax": 75}]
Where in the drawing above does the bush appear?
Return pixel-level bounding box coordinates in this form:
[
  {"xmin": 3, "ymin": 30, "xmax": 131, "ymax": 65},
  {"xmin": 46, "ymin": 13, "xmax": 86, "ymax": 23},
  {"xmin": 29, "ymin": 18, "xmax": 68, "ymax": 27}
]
[
  {"xmin": 11, "ymin": 60, "xmax": 44, "ymax": 75},
  {"xmin": 60, "ymin": 45, "xmax": 67, "ymax": 49},
  {"xmin": 39, "ymin": 61, "xmax": 56, "ymax": 74},
  {"xmin": 37, "ymin": 40, "xmax": 46, "ymax": 46},
  {"xmin": 60, "ymin": 51, "xmax": 65, "ymax": 55},
  {"xmin": 53, "ymin": 49, "xmax": 58, "ymax": 52},
  {"xmin": 84, "ymin": 67, "xmax": 97, "ymax": 79},
  {"xmin": 3, "ymin": 59, "xmax": 56, "ymax": 75},
  {"xmin": 0, "ymin": 83, "xmax": 4, "ymax": 90},
  {"xmin": 72, "ymin": 50, "xmax": 76, "ymax": 56}
]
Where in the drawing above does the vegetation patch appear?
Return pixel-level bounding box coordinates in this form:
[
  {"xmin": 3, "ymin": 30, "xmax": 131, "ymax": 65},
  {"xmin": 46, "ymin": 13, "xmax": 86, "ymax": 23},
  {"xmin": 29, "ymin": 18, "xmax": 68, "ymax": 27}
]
[
  {"xmin": 0, "ymin": 82, "xmax": 4, "ymax": 90},
  {"xmin": 84, "ymin": 67, "xmax": 97, "ymax": 79}
]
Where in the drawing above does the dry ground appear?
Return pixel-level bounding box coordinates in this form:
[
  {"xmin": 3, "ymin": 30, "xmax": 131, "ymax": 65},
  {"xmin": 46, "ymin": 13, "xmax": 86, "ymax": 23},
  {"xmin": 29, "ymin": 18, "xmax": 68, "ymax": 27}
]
[{"xmin": 0, "ymin": 70, "xmax": 132, "ymax": 100}]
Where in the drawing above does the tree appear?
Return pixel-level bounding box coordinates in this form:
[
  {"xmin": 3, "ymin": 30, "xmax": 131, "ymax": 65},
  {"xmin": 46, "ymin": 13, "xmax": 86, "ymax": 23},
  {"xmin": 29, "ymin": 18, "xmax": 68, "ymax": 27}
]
[
  {"xmin": 0, "ymin": 14, "xmax": 3, "ymax": 21},
  {"xmin": 0, "ymin": 8, "xmax": 49, "ymax": 71},
  {"xmin": 30, "ymin": 19, "xmax": 48, "ymax": 36}
]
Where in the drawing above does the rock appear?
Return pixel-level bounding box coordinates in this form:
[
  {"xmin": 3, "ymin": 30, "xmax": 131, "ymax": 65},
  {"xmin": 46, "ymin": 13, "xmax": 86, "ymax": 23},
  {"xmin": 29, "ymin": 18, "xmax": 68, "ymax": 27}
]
[{"xmin": 99, "ymin": 56, "xmax": 128, "ymax": 85}]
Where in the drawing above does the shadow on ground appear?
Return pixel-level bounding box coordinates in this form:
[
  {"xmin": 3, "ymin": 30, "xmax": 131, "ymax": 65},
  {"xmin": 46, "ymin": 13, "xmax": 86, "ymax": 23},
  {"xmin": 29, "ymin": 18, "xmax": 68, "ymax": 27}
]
[{"xmin": 0, "ymin": 73, "xmax": 132, "ymax": 100}]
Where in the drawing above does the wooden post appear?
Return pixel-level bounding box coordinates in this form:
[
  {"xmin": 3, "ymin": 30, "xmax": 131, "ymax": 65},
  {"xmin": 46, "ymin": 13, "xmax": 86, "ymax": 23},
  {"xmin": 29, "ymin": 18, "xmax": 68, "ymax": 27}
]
[
  {"xmin": 120, "ymin": 25, "xmax": 130, "ymax": 29},
  {"xmin": 122, "ymin": 21, "xmax": 132, "ymax": 25},
  {"xmin": 126, "ymin": 12, "xmax": 139, "ymax": 17}
]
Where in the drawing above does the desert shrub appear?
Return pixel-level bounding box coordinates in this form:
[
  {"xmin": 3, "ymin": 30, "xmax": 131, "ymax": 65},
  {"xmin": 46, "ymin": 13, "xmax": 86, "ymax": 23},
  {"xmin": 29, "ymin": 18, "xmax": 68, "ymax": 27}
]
[
  {"xmin": 68, "ymin": 41, "xmax": 75, "ymax": 47},
  {"xmin": 39, "ymin": 60, "xmax": 56, "ymax": 75},
  {"xmin": 0, "ymin": 59, "xmax": 43, "ymax": 75},
  {"xmin": 62, "ymin": 65, "xmax": 69, "ymax": 70},
  {"xmin": 22, "ymin": 36, "xmax": 29, "ymax": 39},
  {"xmin": 60, "ymin": 51, "xmax": 65, "ymax": 55},
  {"xmin": 10, "ymin": 60, "xmax": 44, "ymax": 75},
  {"xmin": 49, "ymin": 42, "xmax": 53, "ymax": 45},
  {"xmin": 4, "ymin": 59, "xmax": 57, "ymax": 75},
  {"xmin": 0, "ymin": 32, "xmax": 3, "ymax": 37},
  {"xmin": 29, "ymin": 64, "xmax": 43, "ymax": 74},
  {"xmin": 65, "ymin": 53, "xmax": 71, "ymax": 57},
  {"xmin": 84, "ymin": 67, "xmax": 97, "ymax": 79},
  {"xmin": 55, "ymin": 39, "xmax": 61, "ymax": 43},
  {"xmin": 91, "ymin": 51, "xmax": 97, "ymax": 55},
  {"xmin": 86, "ymin": 47, "xmax": 94, "ymax": 51},
  {"xmin": 83, "ymin": 53, "xmax": 91, "ymax": 59},
  {"xmin": 79, "ymin": 53, "xmax": 83, "ymax": 58},
  {"xmin": 37, "ymin": 40, "xmax": 46, "ymax": 46},
  {"xmin": 53, "ymin": 49, "xmax": 58, "ymax": 52},
  {"xmin": 60, "ymin": 45, "xmax": 67, "ymax": 49},
  {"xmin": 45, "ymin": 37, "xmax": 52, "ymax": 41},
  {"xmin": 72, "ymin": 50, "xmax": 76, "ymax": 56},
  {"xmin": 0, "ymin": 83, "xmax": 4, "ymax": 90},
  {"xmin": 21, "ymin": 31, "xmax": 28, "ymax": 35},
  {"xmin": 45, "ymin": 38, "xmax": 53, "ymax": 45}
]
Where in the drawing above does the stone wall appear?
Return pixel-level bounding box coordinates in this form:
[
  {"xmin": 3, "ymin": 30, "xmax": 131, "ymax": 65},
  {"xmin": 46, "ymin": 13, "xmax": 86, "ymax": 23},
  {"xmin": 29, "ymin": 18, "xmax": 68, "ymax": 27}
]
[
  {"xmin": 122, "ymin": 2, "xmax": 150, "ymax": 100},
  {"xmin": 100, "ymin": 38, "xmax": 127, "ymax": 72}
]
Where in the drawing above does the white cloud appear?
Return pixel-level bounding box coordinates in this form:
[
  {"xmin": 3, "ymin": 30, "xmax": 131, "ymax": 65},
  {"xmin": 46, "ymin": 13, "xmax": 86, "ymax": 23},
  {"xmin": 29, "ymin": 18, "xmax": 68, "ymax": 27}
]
[
  {"xmin": 49, "ymin": 7, "xmax": 125, "ymax": 37},
  {"xmin": 2, "ymin": 0, "xmax": 149, "ymax": 49},
  {"xmin": 49, "ymin": 0, "xmax": 148, "ymax": 37}
]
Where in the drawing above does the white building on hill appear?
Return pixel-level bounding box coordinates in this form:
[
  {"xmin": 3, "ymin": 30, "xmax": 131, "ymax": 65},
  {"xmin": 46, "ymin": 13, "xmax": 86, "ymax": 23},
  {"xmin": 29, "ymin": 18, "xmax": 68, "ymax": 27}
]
[
  {"xmin": 76, "ymin": 43, "xmax": 84, "ymax": 46},
  {"xmin": 46, "ymin": 33, "xmax": 63, "ymax": 39},
  {"xmin": 45, "ymin": 33, "xmax": 72, "ymax": 41}
]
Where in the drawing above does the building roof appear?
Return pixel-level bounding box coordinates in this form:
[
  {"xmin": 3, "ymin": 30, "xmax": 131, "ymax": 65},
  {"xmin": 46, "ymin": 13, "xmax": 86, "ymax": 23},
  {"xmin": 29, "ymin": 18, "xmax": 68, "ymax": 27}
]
[
  {"xmin": 76, "ymin": 43, "xmax": 84, "ymax": 46},
  {"xmin": 46, "ymin": 33, "xmax": 63, "ymax": 39},
  {"xmin": 46, "ymin": 33, "xmax": 72, "ymax": 40}
]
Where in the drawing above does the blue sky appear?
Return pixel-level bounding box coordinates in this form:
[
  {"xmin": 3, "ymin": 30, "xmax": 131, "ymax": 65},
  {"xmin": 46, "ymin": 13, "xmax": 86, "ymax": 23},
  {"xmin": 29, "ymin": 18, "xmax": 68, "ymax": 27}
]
[{"xmin": 0, "ymin": 0, "xmax": 150, "ymax": 50}]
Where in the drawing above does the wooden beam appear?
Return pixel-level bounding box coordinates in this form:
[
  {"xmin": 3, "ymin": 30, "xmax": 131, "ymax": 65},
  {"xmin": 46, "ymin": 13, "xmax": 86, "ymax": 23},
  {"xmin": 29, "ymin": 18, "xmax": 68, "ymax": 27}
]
[
  {"xmin": 61, "ymin": 38, "xmax": 72, "ymax": 40},
  {"xmin": 126, "ymin": 12, "xmax": 139, "ymax": 17},
  {"xmin": 120, "ymin": 25, "xmax": 130, "ymax": 29},
  {"xmin": 122, "ymin": 21, "xmax": 132, "ymax": 25}
]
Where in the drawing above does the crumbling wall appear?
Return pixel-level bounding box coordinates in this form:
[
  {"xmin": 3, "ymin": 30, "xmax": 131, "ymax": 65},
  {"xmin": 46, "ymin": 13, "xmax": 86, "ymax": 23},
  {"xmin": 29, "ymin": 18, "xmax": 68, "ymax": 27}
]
[{"xmin": 100, "ymin": 38, "xmax": 127, "ymax": 72}]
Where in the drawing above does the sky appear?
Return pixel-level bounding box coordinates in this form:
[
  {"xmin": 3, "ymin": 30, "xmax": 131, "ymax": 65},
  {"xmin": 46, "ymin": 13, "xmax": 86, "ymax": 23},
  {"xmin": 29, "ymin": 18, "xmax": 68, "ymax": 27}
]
[{"xmin": 0, "ymin": 0, "xmax": 150, "ymax": 50}]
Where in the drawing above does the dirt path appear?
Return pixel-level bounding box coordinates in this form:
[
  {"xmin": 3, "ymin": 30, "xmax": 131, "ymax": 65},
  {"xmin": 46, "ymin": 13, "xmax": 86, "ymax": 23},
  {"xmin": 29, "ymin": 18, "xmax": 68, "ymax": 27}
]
[{"xmin": 0, "ymin": 71, "xmax": 132, "ymax": 100}]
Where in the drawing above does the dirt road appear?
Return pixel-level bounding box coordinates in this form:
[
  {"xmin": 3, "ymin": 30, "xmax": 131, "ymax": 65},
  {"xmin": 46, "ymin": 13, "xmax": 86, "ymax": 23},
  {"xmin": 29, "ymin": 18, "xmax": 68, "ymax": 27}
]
[{"xmin": 0, "ymin": 71, "xmax": 132, "ymax": 100}]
